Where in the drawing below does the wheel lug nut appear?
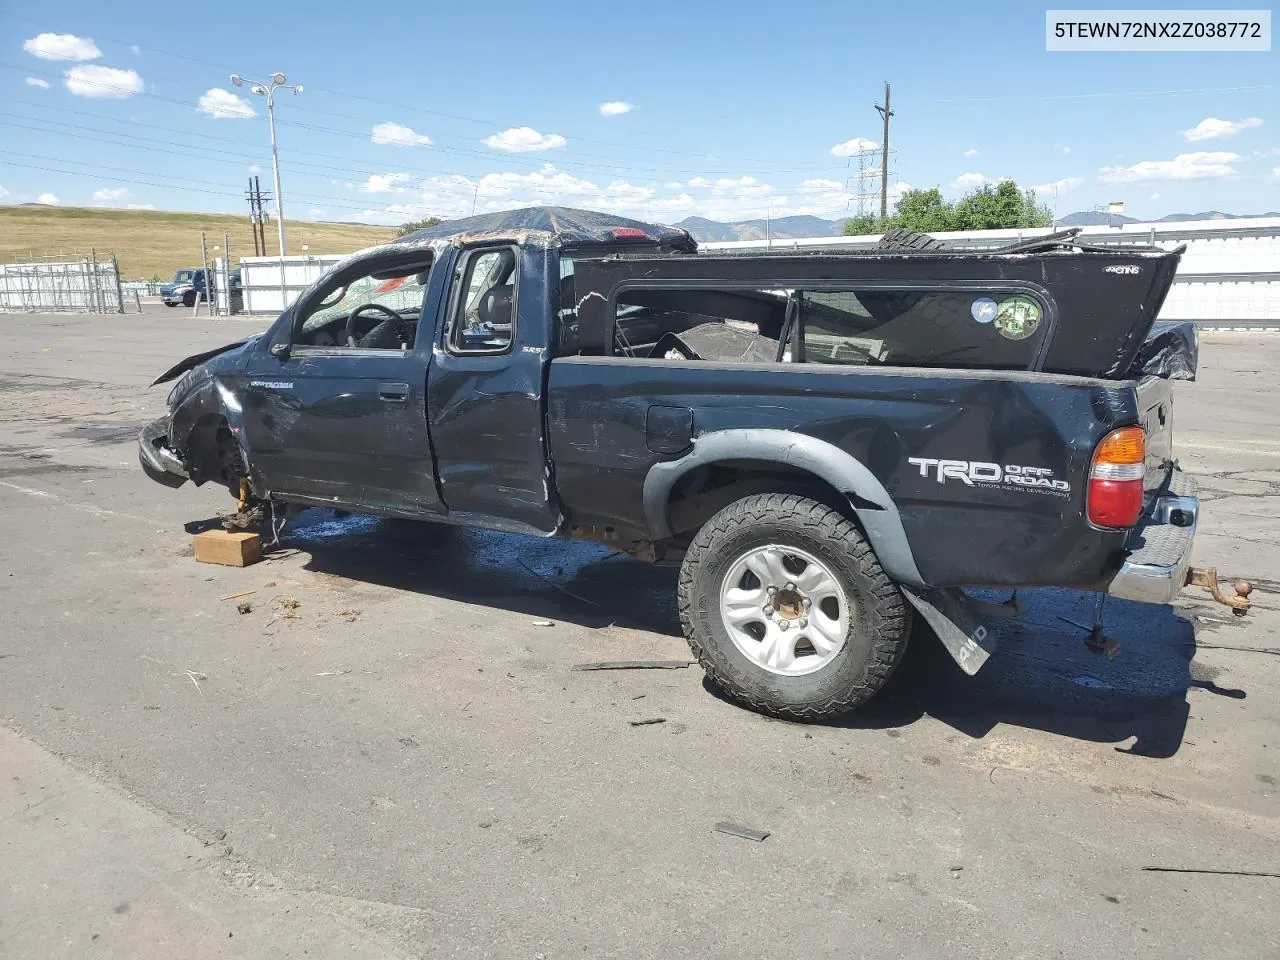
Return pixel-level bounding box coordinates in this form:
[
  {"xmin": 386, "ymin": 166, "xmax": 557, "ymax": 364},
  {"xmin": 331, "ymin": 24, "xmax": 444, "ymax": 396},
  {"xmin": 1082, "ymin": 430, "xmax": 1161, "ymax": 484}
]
[
  {"xmin": 762, "ymin": 604, "xmax": 772, "ymax": 615},
  {"xmin": 779, "ymin": 620, "xmax": 790, "ymax": 630},
  {"xmin": 803, "ymin": 597, "xmax": 812, "ymax": 609},
  {"xmin": 766, "ymin": 586, "xmax": 777, "ymax": 596},
  {"xmin": 799, "ymin": 617, "xmax": 808, "ymax": 627},
  {"xmin": 785, "ymin": 582, "xmax": 795, "ymax": 592}
]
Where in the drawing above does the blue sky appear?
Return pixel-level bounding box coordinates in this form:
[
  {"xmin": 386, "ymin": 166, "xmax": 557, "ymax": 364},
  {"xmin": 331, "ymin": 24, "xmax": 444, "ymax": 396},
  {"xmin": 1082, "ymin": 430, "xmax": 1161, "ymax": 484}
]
[{"xmin": 1, "ymin": 1, "xmax": 1276, "ymax": 225}]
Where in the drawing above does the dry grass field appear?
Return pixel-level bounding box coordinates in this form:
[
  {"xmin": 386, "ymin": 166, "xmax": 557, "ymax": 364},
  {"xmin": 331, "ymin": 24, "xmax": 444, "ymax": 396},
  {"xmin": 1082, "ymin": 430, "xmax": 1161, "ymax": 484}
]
[{"xmin": 0, "ymin": 205, "xmax": 397, "ymax": 280}]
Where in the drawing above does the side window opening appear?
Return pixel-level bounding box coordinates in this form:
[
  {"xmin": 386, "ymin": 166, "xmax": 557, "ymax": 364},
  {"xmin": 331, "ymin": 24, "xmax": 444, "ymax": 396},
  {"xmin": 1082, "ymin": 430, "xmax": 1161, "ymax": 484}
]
[
  {"xmin": 449, "ymin": 248, "xmax": 516, "ymax": 354},
  {"xmin": 800, "ymin": 289, "xmax": 1046, "ymax": 369},
  {"xmin": 576, "ymin": 283, "xmax": 1046, "ymax": 370},
  {"xmin": 292, "ymin": 257, "xmax": 433, "ymax": 351},
  {"xmin": 610, "ymin": 287, "xmax": 788, "ymax": 361}
]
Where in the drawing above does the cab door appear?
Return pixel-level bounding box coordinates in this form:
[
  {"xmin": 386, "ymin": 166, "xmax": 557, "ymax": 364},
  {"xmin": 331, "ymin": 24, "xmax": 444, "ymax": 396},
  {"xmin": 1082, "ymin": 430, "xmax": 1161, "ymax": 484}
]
[
  {"xmin": 425, "ymin": 245, "xmax": 561, "ymax": 535},
  {"xmin": 241, "ymin": 250, "xmax": 445, "ymax": 518}
]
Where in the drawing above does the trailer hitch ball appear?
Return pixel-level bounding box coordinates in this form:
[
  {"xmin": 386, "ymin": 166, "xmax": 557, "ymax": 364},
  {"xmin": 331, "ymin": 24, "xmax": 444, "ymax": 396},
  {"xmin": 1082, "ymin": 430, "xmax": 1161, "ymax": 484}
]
[{"xmin": 1186, "ymin": 567, "xmax": 1253, "ymax": 616}]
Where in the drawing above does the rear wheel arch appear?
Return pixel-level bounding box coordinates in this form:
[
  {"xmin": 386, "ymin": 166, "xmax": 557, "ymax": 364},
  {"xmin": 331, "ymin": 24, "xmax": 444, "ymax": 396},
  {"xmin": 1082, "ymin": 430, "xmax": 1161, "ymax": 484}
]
[{"xmin": 642, "ymin": 429, "xmax": 925, "ymax": 586}]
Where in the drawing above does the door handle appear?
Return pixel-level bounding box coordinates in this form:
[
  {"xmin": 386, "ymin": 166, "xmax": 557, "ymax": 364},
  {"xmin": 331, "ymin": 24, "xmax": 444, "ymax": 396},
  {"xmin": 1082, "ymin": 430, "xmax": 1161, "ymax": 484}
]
[{"xmin": 378, "ymin": 382, "xmax": 409, "ymax": 402}]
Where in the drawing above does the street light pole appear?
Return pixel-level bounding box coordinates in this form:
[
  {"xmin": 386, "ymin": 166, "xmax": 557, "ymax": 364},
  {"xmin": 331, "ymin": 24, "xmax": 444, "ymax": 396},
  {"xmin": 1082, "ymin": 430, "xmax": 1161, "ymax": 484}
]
[{"xmin": 230, "ymin": 72, "xmax": 302, "ymax": 310}]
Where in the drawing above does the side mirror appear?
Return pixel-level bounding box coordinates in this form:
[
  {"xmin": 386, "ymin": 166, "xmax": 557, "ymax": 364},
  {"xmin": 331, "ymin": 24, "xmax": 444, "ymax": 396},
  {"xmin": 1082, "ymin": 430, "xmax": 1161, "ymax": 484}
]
[{"xmin": 269, "ymin": 341, "xmax": 291, "ymax": 360}]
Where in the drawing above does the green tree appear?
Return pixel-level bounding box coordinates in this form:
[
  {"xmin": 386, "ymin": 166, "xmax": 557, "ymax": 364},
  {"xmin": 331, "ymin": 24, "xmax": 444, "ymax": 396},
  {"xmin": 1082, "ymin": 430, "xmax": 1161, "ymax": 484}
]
[
  {"xmin": 842, "ymin": 181, "xmax": 1052, "ymax": 236},
  {"xmin": 395, "ymin": 216, "xmax": 443, "ymax": 238}
]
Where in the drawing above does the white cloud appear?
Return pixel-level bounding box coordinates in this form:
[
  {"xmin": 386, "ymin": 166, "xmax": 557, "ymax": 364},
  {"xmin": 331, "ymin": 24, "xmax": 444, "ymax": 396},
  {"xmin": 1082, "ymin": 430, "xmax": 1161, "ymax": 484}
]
[
  {"xmin": 125, "ymin": 203, "xmax": 154, "ymax": 210},
  {"xmin": 248, "ymin": 164, "xmax": 262, "ymax": 174},
  {"xmin": 357, "ymin": 172, "xmax": 414, "ymax": 194},
  {"xmin": 483, "ymin": 127, "xmax": 567, "ymax": 152},
  {"xmin": 1181, "ymin": 116, "xmax": 1263, "ymax": 142},
  {"xmin": 197, "ymin": 88, "xmax": 255, "ymax": 119},
  {"xmin": 1099, "ymin": 151, "xmax": 1241, "ymax": 183},
  {"xmin": 950, "ymin": 171, "xmax": 991, "ymax": 191},
  {"xmin": 963, "ymin": 148, "xmax": 978, "ymax": 158},
  {"xmin": 130, "ymin": 44, "xmax": 141, "ymax": 55},
  {"xmin": 598, "ymin": 101, "xmax": 633, "ymax": 117},
  {"xmin": 664, "ymin": 181, "xmax": 683, "ymax": 189},
  {"xmin": 371, "ymin": 121, "xmax": 432, "ymax": 146},
  {"xmin": 92, "ymin": 187, "xmax": 130, "ymax": 202},
  {"xmin": 1273, "ymin": 167, "xmax": 1280, "ymax": 178},
  {"xmin": 65, "ymin": 65, "xmax": 144, "ymax": 99},
  {"xmin": 687, "ymin": 176, "xmax": 712, "ymax": 188},
  {"xmin": 24, "ymin": 76, "xmax": 50, "ymax": 89},
  {"xmin": 1057, "ymin": 144, "xmax": 1072, "ymax": 156},
  {"xmin": 830, "ymin": 137, "xmax": 878, "ymax": 157},
  {"xmin": 1031, "ymin": 176, "xmax": 1083, "ymax": 195},
  {"xmin": 38, "ymin": 192, "xmax": 59, "ymax": 204},
  {"xmin": 23, "ymin": 33, "xmax": 101, "ymax": 61},
  {"xmin": 1150, "ymin": 192, "xmax": 1161, "ymax": 200},
  {"xmin": 0, "ymin": 184, "xmax": 9, "ymax": 199},
  {"xmin": 309, "ymin": 208, "xmax": 327, "ymax": 219}
]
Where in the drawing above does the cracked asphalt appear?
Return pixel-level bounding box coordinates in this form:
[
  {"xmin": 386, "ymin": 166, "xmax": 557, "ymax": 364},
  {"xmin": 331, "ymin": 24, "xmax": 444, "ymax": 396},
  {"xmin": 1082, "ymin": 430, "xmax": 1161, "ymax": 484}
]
[{"xmin": 1, "ymin": 308, "xmax": 1277, "ymax": 959}]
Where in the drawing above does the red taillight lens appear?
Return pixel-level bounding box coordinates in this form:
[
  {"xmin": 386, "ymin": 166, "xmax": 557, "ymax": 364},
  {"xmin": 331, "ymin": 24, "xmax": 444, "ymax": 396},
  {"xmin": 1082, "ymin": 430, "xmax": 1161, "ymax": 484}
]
[{"xmin": 1088, "ymin": 426, "xmax": 1146, "ymax": 528}]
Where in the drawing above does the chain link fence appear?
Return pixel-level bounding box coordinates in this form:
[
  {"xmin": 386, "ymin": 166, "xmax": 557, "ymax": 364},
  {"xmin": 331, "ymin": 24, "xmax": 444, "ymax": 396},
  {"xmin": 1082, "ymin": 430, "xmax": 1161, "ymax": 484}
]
[{"xmin": 0, "ymin": 253, "xmax": 124, "ymax": 313}]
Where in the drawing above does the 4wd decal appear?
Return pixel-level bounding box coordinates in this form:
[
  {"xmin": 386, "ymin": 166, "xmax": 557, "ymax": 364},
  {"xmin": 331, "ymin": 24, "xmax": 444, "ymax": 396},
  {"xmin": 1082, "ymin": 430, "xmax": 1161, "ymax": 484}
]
[{"xmin": 908, "ymin": 457, "xmax": 1071, "ymax": 496}]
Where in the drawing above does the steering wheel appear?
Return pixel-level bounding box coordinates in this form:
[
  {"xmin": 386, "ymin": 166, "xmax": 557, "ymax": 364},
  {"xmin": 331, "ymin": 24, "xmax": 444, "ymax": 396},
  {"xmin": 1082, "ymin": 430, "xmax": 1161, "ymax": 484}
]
[{"xmin": 344, "ymin": 303, "xmax": 408, "ymax": 347}]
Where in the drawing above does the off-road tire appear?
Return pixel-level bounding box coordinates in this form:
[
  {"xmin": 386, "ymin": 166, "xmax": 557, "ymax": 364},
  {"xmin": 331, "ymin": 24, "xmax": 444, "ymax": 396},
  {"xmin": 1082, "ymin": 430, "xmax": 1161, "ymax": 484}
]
[
  {"xmin": 875, "ymin": 227, "xmax": 948, "ymax": 252},
  {"xmin": 182, "ymin": 290, "xmax": 197, "ymax": 308},
  {"xmin": 678, "ymin": 493, "xmax": 910, "ymax": 721}
]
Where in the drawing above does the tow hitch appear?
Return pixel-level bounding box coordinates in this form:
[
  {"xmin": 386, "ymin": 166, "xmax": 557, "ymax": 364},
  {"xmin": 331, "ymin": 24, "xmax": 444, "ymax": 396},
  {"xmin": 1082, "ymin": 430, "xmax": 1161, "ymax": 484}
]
[{"xmin": 1186, "ymin": 567, "xmax": 1253, "ymax": 616}]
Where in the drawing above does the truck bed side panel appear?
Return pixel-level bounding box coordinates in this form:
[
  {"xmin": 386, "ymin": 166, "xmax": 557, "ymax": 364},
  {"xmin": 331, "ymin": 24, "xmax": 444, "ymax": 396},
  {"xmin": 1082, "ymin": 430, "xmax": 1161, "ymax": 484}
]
[{"xmin": 547, "ymin": 358, "xmax": 1136, "ymax": 589}]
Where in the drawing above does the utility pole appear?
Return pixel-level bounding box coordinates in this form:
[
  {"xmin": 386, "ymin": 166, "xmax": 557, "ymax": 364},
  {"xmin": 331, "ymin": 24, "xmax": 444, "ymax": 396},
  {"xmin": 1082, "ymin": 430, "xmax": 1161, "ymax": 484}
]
[
  {"xmin": 874, "ymin": 81, "xmax": 893, "ymax": 220},
  {"xmin": 231, "ymin": 72, "xmax": 302, "ymax": 309}
]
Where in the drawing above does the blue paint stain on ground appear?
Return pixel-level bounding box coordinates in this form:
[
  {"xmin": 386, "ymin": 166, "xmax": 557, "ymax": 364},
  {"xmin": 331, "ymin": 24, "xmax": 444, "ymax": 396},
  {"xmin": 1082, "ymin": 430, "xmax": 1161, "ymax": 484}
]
[{"xmin": 282, "ymin": 508, "xmax": 1208, "ymax": 753}]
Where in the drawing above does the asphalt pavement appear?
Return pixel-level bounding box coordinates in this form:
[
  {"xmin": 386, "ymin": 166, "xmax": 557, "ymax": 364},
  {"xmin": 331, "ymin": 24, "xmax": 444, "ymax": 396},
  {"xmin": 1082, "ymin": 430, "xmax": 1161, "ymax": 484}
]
[{"xmin": 1, "ymin": 307, "xmax": 1277, "ymax": 959}]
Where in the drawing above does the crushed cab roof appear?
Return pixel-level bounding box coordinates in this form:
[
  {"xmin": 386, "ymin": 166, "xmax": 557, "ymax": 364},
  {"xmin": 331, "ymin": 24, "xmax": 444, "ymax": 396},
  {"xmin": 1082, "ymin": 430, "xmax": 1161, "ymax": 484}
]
[{"xmin": 397, "ymin": 205, "xmax": 696, "ymax": 250}]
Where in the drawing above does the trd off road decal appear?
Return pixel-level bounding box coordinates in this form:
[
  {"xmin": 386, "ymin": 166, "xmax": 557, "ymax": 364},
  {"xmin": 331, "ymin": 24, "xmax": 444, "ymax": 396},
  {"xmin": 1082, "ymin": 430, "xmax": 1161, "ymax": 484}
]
[{"xmin": 908, "ymin": 458, "xmax": 1071, "ymax": 497}]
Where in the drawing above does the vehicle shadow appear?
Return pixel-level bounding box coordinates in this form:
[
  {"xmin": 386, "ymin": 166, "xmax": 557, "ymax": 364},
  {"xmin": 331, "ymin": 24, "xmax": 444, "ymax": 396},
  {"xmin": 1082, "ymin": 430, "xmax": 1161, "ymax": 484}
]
[
  {"xmin": 281, "ymin": 510, "xmax": 1231, "ymax": 758},
  {"xmin": 281, "ymin": 510, "xmax": 682, "ymax": 636},
  {"xmin": 820, "ymin": 589, "xmax": 1236, "ymax": 758}
]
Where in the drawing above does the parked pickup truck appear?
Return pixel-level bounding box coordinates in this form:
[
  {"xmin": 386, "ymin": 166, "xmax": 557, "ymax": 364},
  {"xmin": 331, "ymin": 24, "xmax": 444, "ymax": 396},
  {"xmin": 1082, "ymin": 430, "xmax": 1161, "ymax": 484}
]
[{"xmin": 140, "ymin": 206, "xmax": 1228, "ymax": 720}]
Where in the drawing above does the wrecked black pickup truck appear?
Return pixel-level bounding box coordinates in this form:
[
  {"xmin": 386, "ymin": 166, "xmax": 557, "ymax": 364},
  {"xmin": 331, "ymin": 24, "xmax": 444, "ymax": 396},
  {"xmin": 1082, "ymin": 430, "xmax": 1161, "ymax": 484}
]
[{"xmin": 140, "ymin": 206, "xmax": 1244, "ymax": 721}]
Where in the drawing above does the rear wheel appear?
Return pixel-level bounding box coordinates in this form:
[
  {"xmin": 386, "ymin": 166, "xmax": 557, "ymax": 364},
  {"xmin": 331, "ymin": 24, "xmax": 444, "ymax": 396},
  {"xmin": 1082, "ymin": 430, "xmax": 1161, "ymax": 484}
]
[
  {"xmin": 182, "ymin": 290, "xmax": 196, "ymax": 308},
  {"xmin": 678, "ymin": 493, "xmax": 910, "ymax": 721}
]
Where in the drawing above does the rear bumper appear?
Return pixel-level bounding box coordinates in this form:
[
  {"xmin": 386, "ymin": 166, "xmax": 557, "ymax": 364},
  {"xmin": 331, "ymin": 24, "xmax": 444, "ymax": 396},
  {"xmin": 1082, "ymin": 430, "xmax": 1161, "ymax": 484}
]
[
  {"xmin": 138, "ymin": 417, "xmax": 189, "ymax": 488},
  {"xmin": 1107, "ymin": 472, "xmax": 1198, "ymax": 605}
]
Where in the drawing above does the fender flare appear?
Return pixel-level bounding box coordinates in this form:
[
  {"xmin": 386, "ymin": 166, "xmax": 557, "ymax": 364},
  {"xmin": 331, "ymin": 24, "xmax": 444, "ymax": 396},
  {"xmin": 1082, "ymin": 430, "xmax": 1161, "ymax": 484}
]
[
  {"xmin": 169, "ymin": 376, "xmax": 252, "ymax": 486},
  {"xmin": 641, "ymin": 428, "xmax": 925, "ymax": 586}
]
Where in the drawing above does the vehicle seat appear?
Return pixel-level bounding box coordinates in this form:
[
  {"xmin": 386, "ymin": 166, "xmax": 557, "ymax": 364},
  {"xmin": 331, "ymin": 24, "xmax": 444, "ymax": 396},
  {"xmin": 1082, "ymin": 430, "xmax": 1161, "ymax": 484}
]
[{"xmin": 479, "ymin": 284, "xmax": 514, "ymax": 330}]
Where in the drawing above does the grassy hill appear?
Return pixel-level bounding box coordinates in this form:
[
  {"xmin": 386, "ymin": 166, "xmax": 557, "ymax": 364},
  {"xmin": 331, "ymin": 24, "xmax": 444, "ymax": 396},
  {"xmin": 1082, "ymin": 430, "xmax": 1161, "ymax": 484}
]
[{"xmin": 0, "ymin": 206, "xmax": 397, "ymax": 281}]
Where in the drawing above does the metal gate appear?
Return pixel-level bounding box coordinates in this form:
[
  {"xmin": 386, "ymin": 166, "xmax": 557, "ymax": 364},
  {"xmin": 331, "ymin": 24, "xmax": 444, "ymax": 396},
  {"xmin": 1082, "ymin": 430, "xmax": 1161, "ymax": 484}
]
[{"xmin": 0, "ymin": 254, "xmax": 124, "ymax": 313}]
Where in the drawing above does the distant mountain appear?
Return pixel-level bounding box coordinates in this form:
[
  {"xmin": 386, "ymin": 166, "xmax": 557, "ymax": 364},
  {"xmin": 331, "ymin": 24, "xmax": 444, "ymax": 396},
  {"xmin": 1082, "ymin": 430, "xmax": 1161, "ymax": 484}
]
[
  {"xmin": 1056, "ymin": 211, "xmax": 1139, "ymax": 227},
  {"xmin": 676, "ymin": 214, "xmax": 846, "ymax": 242},
  {"xmin": 1059, "ymin": 209, "xmax": 1280, "ymax": 227}
]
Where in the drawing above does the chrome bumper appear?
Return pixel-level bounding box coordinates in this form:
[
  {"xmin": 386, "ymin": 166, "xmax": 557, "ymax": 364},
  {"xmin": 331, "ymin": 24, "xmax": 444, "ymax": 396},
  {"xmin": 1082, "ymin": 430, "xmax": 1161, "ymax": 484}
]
[
  {"xmin": 138, "ymin": 417, "xmax": 189, "ymax": 488},
  {"xmin": 1107, "ymin": 473, "xmax": 1198, "ymax": 605}
]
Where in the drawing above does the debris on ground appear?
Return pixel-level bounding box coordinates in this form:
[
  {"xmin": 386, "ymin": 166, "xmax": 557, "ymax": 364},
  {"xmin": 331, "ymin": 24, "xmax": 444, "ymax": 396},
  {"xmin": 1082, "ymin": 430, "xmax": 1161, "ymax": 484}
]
[
  {"xmin": 316, "ymin": 669, "xmax": 352, "ymax": 677},
  {"xmin": 573, "ymin": 660, "xmax": 693, "ymax": 671},
  {"xmin": 219, "ymin": 590, "xmax": 256, "ymax": 602},
  {"xmin": 334, "ymin": 609, "xmax": 360, "ymax": 622},
  {"xmin": 184, "ymin": 670, "xmax": 206, "ymax": 694},
  {"xmin": 236, "ymin": 602, "xmax": 253, "ymax": 615},
  {"xmin": 278, "ymin": 597, "xmax": 301, "ymax": 618},
  {"xmin": 531, "ymin": 619, "xmax": 555, "ymax": 627},
  {"xmin": 629, "ymin": 717, "xmax": 666, "ymax": 726},
  {"xmin": 714, "ymin": 821, "xmax": 770, "ymax": 842},
  {"xmin": 1142, "ymin": 866, "xmax": 1280, "ymax": 878}
]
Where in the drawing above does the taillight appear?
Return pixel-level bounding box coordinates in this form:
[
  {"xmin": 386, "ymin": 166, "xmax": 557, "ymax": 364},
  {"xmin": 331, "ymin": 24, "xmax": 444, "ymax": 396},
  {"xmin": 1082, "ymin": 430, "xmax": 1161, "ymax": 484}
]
[{"xmin": 1088, "ymin": 426, "xmax": 1146, "ymax": 528}]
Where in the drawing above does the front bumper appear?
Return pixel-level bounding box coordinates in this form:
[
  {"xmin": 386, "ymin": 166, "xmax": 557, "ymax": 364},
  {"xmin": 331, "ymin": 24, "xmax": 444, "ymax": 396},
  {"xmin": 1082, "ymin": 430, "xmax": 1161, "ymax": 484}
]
[
  {"xmin": 138, "ymin": 417, "xmax": 189, "ymax": 488},
  {"xmin": 1107, "ymin": 472, "xmax": 1198, "ymax": 605}
]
